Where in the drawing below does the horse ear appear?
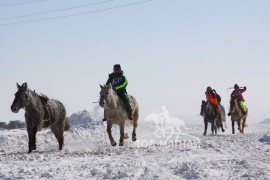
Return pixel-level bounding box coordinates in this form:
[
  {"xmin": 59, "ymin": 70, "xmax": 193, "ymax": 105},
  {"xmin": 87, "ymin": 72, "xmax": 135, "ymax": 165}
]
[
  {"xmin": 100, "ymin": 84, "xmax": 104, "ymax": 89},
  {"xmin": 22, "ymin": 82, "xmax": 28, "ymax": 90},
  {"xmin": 16, "ymin": 83, "xmax": 21, "ymax": 90},
  {"xmin": 108, "ymin": 83, "xmax": 112, "ymax": 89}
]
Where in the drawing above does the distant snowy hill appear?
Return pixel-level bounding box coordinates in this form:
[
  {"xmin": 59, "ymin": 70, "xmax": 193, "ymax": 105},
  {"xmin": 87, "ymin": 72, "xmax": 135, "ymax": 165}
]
[
  {"xmin": 259, "ymin": 119, "xmax": 270, "ymax": 125},
  {"xmin": 69, "ymin": 110, "xmax": 103, "ymax": 128}
]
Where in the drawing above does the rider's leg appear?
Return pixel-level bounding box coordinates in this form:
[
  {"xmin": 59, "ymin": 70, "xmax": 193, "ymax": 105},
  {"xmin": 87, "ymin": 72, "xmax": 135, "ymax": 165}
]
[
  {"xmin": 118, "ymin": 92, "xmax": 133, "ymax": 120},
  {"xmin": 239, "ymin": 101, "xmax": 247, "ymax": 114}
]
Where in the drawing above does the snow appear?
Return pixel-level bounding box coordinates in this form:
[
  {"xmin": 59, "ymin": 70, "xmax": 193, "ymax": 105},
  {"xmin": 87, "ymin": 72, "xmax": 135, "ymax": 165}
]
[
  {"xmin": 1, "ymin": 107, "xmax": 270, "ymax": 179},
  {"xmin": 260, "ymin": 119, "xmax": 270, "ymax": 125}
]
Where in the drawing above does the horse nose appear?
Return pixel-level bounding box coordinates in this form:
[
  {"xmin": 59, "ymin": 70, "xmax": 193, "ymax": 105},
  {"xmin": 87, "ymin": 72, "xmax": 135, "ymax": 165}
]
[{"xmin": 11, "ymin": 106, "xmax": 17, "ymax": 112}]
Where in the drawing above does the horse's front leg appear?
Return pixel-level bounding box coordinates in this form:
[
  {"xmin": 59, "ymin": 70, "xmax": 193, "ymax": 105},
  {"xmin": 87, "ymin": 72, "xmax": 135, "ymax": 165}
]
[
  {"xmin": 232, "ymin": 120, "xmax": 235, "ymax": 134},
  {"xmin": 203, "ymin": 119, "xmax": 208, "ymax": 136},
  {"xmin": 237, "ymin": 121, "xmax": 241, "ymax": 133},
  {"xmin": 107, "ymin": 122, "xmax": 116, "ymax": 146},
  {"xmin": 211, "ymin": 122, "xmax": 214, "ymax": 134},
  {"xmin": 27, "ymin": 126, "xmax": 37, "ymax": 153},
  {"xmin": 119, "ymin": 123, "xmax": 125, "ymax": 146}
]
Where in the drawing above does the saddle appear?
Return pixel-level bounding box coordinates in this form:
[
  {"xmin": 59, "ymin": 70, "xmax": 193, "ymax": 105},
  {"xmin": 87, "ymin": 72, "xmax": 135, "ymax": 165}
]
[{"xmin": 39, "ymin": 93, "xmax": 49, "ymax": 105}]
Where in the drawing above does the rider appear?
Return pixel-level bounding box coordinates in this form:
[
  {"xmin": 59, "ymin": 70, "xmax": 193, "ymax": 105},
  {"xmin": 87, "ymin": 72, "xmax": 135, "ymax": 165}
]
[
  {"xmin": 205, "ymin": 86, "xmax": 220, "ymax": 116},
  {"xmin": 228, "ymin": 84, "xmax": 247, "ymax": 116},
  {"xmin": 103, "ymin": 64, "xmax": 133, "ymax": 121}
]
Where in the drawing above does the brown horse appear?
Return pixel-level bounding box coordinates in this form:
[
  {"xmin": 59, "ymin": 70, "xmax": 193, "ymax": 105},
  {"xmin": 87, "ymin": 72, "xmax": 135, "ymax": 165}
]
[
  {"xmin": 99, "ymin": 84, "xmax": 139, "ymax": 146},
  {"xmin": 11, "ymin": 82, "xmax": 70, "ymax": 153},
  {"xmin": 229, "ymin": 99, "xmax": 248, "ymax": 134}
]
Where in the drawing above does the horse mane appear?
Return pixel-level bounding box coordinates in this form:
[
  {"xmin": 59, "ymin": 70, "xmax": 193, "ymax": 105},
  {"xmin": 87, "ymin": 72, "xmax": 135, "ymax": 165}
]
[{"xmin": 39, "ymin": 93, "xmax": 49, "ymax": 104}]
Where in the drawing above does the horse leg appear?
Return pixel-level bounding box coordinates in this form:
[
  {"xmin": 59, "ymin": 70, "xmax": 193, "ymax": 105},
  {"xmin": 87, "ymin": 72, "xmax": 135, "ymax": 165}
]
[
  {"xmin": 107, "ymin": 122, "xmax": 116, "ymax": 146},
  {"xmin": 119, "ymin": 123, "xmax": 125, "ymax": 146},
  {"xmin": 211, "ymin": 123, "xmax": 214, "ymax": 134},
  {"xmin": 232, "ymin": 120, "xmax": 235, "ymax": 134},
  {"xmin": 237, "ymin": 121, "xmax": 241, "ymax": 133},
  {"xmin": 27, "ymin": 126, "xmax": 37, "ymax": 154},
  {"xmin": 50, "ymin": 124, "xmax": 64, "ymax": 150},
  {"xmin": 132, "ymin": 108, "xmax": 139, "ymax": 141},
  {"xmin": 203, "ymin": 119, "xmax": 208, "ymax": 136},
  {"xmin": 219, "ymin": 115, "xmax": 225, "ymax": 132},
  {"xmin": 242, "ymin": 117, "xmax": 246, "ymax": 134}
]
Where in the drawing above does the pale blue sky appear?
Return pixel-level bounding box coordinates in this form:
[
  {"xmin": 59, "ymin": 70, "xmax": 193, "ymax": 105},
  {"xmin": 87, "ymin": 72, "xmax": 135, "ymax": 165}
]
[{"xmin": 1, "ymin": 0, "xmax": 270, "ymax": 123}]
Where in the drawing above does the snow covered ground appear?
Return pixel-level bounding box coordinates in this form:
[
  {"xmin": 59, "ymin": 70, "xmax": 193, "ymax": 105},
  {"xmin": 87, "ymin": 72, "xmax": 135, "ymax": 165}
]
[{"xmin": 1, "ymin": 108, "xmax": 270, "ymax": 179}]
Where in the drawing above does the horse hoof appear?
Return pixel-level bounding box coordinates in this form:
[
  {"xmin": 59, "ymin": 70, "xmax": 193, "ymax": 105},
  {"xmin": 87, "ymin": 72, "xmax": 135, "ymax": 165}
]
[
  {"xmin": 222, "ymin": 129, "xmax": 225, "ymax": 132},
  {"xmin": 28, "ymin": 150, "xmax": 32, "ymax": 154},
  {"xmin": 232, "ymin": 132, "xmax": 235, "ymax": 134},
  {"xmin": 132, "ymin": 136, "xmax": 137, "ymax": 141},
  {"xmin": 111, "ymin": 142, "xmax": 117, "ymax": 146},
  {"xmin": 119, "ymin": 142, "xmax": 124, "ymax": 146},
  {"xmin": 29, "ymin": 146, "xmax": 36, "ymax": 151},
  {"xmin": 203, "ymin": 133, "xmax": 206, "ymax": 136},
  {"xmin": 124, "ymin": 134, "xmax": 129, "ymax": 139}
]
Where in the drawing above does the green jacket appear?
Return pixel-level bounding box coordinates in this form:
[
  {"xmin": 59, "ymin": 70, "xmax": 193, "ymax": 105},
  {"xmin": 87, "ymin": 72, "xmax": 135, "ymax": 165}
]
[{"xmin": 106, "ymin": 71, "xmax": 128, "ymax": 94}]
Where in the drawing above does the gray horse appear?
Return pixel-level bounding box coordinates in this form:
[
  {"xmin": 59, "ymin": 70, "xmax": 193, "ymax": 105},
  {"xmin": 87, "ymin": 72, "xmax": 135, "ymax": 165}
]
[
  {"xmin": 229, "ymin": 99, "xmax": 248, "ymax": 134},
  {"xmin": 99, "ymin": 84, "xmax": 139, "ymax": 146},
  {"xmin": 11, "ymin": 82, "xmax": 70, "ymax": 153},
  {"xmin": 200, "ymin": 100, "xmax": 226, "ymax": 135}
]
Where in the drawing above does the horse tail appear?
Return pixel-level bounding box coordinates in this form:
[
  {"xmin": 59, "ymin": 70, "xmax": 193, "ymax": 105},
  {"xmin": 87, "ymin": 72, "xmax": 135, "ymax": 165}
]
[{"xmin": 64, "ymin": 117, "xmax": 71, "ymax": 131}]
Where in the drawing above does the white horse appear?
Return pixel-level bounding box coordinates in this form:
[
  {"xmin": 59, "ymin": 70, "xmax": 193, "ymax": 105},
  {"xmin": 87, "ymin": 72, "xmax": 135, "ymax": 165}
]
[{"xmin": 99, "ymin": 84, "xmax": 139, "ymax": 146}]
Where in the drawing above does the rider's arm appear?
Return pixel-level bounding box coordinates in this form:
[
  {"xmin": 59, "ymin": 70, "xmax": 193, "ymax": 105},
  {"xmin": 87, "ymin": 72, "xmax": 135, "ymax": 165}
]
[
  {"xmin": 240, "ymin": 87, "xmax": 247, "ymax": 93},
  {"xmin": 115, "ymin": 76, "xmax": 128, "ymax": 91}
]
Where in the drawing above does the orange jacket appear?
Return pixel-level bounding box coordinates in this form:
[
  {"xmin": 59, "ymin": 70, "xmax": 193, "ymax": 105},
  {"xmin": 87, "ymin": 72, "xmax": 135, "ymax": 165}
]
[{"xmin": 205, "ymin": 90, "xmax": 220, "ymax": 113}]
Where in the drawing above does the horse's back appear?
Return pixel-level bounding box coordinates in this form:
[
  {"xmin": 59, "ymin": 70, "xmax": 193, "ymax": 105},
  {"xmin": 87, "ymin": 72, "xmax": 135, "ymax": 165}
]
[
  {"xmin": 128, "ymin": 94, "xmax": 139, "ymax": 111},
  {"xmin": 47, "ymin": 99, "xmax": 66, "ymax": 121}
]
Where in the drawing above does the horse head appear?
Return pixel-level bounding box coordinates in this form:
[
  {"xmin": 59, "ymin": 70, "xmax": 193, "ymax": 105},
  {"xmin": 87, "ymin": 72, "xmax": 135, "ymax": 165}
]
[
  {"xmin": 230, "ymin": 99, "xmax": 242, "ymax": 115},
  {"xmin": 200, "ymin": 100, "xmax": 208, "ymax": 117},
  {"xmin": 200, "ymin": 100, "xmax": 215, "ymax": 117},
  {"xmin": 99, "ymin": 84, "xmax": 117, "ymax": 108},
  {"xmin": 11, "ymin": 82, "xmax": 31, "ymax": 113}
]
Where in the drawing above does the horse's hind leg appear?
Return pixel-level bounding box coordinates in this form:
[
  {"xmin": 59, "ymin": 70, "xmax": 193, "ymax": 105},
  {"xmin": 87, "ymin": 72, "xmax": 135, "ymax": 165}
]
[
  {"xmin": 50, "ymin": 124, "xmax": 64, "ymax": 150},
  {"xmin": 219, "ymin": 115, "xmax": 225, "ymax": 132},
  {"xmin": 132, "ymin": 108, "xmax": 139, "ymax": 141},
  {"xmin": 232, "ymin": 120, "xmax": 235, "ymax": 134},
  {"xmin": 242, "ymin": 117, "xmax": 247, "ymax": 133},
  {"xmin": 203, "ymin": 120, "xmax": 208, "ymax": 136},
  {"xmin": 119, "ymin": 123, "xmax": 125, "ymax": 146},
  {"xmin": 124, "ymin": 133, "xmax": 129, "ymax": 139},
  {"xmin": 107, "ymin": 122, "xmax": 116, "ymax": 146},
  {"xmin": 27, "ymin": 126, "xmax": 37, "ymax": 154}
]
